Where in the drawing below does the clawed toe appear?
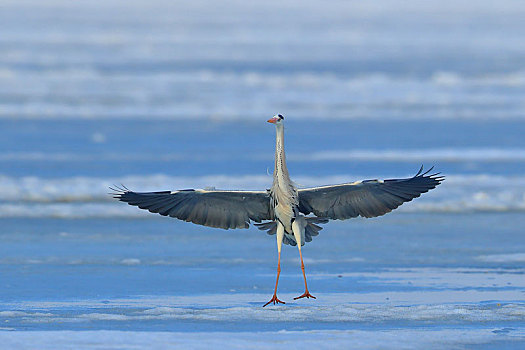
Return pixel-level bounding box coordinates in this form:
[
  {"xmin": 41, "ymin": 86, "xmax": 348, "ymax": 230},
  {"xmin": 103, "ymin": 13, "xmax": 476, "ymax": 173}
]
[
  {"xmin": 263, "ymin": 294, "xmax": 286, "ymax": 307},
  {"xmin": 294, "ymin": 291, "xmax": 316, "ymax": 300}
]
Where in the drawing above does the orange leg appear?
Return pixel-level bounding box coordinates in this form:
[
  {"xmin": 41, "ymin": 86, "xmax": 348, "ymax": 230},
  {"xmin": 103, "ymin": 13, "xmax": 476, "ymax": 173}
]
[
  {"xmin": 263, "ymin": 250, "xmax": 285, "ymax": 307},
  {"xmin": 294, "ymin": 248, "xmax": 316, "ymax": 300}
]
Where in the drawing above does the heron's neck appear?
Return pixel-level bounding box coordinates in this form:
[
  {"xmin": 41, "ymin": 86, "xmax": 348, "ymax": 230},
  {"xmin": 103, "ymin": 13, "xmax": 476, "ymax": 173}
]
[
  {"xmin": 273, "ymin": 125, "xmax": 291, "ymax": 183},
  {"xmin": 271, "ymin": 124, "xmax": 298, "ymax": 216}
]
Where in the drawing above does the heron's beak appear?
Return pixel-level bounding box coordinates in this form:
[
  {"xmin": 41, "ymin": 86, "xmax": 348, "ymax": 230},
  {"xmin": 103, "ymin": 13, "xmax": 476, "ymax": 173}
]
[{"xmin": 267, "ymin": 117, "xmax": 278, "ymax": 124}]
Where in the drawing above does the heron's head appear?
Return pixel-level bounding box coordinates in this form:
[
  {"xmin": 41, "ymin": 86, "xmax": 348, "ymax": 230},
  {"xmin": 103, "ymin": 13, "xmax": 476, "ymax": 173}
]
[{"xmin": 267, "ymin": 114, "xmax": 284, "ymax": 125}]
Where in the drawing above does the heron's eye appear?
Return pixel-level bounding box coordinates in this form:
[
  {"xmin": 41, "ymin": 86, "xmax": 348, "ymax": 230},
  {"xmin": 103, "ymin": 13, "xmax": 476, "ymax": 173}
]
[{"xmin": 277, "ymin": 114, "xmax": 284, "ymax": 120}]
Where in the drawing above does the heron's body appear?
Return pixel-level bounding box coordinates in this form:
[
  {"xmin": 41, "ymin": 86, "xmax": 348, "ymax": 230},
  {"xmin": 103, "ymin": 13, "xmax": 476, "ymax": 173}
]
[
  {"xmin": 112, "ymin": 114, "xmax": 444, "ymax": 306},
  {"xmin": 270, "ymin": 120, "xmax": 298, "ymax": 233}
]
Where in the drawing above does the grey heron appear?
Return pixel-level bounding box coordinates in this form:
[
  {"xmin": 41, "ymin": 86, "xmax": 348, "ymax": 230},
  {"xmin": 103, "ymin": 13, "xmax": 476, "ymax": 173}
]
[{"xmin": 112, "ymin": 115, "xmax": 443, "ymax": 307}]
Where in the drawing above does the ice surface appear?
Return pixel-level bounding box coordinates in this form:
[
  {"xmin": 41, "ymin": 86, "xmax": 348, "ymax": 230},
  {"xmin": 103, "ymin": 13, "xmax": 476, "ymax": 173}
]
[
  {"xmin": 1, "ymin": 0, "xmax": 525, "ymax": 348},
  {"xmin": 477, "ymin": 254, "xmax": 525, "ymax": 263},
  {"xmin": 1, "ymin": 1, "xmax": 525, "ymax": 121},
  {"xmin": 1, "ymin": 328, "xmax": 524, "ymax": 350},
  {"xmin": 3, "ymin": 293, "xmax": 525, "ymax": 324}
]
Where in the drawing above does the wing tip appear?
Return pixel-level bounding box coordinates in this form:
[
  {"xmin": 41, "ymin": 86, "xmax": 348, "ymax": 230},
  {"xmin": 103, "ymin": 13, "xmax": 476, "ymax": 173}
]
[
  {"xmin": 109, "ymin": 184, "xmax": 131, "ymax": 200},
  {"xmin": 415, "ymin": 165, "xmax": 445, "ymax": 184}
]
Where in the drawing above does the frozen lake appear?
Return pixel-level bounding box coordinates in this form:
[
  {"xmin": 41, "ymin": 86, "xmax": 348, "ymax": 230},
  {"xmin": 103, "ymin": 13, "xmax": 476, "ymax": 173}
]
[
  {"xmin": 1, "ymin": 0, "xmax": 525, "ymax": 348},
  {"xmin": 1, "ymin": 214, "xmax": 525, "ymax": 348}
]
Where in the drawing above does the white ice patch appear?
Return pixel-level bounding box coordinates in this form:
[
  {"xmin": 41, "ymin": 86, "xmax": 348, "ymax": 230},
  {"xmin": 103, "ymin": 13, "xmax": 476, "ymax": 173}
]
[
  {"xmin": 5, "ymin": 147, "xmax": 525, "ymax": 163},
  {"xmin": 120, "ymin": 258, "xmax": 141, "ymax": 266},
  {"xmin": 2, "ymin": 295, "xmax": 525, "ymax": 324},
  {"xmin": 0, "ymin": 328, "xmax": 524, "ymax": 350},
  {"xmin": 302, "ymin": 148, "xmax": 525, "ymax": 162},
  {"xmin": 477, "ymin": 253, "xmax": 525, "ymax": 263}
]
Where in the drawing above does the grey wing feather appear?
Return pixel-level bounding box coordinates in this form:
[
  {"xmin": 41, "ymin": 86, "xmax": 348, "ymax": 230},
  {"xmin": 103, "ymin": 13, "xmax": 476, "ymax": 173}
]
[
  {"xmin": 254, "ymin": 221, "xmax": 278, "ymax": 235},
  {"xmin": 254, "ymin": 217, "xmax": 329, "ymax": 245},
  {"xmin": 111, "ymin": 187, "xmax": 273, "ymax": 230},
  {"xmin": 298, "ymin": 166, "xmax": 444, "ymax": 220}
]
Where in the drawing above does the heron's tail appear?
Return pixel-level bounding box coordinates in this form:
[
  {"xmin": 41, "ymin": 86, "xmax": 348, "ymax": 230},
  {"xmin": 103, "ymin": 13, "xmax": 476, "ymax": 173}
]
[
  {"xmin": 254, "ymin": 217, "xmax": 328, "ymax": 245},
  {"xmin": 304, "ymin": 217, "xmax": 329, "ymax": 241}
]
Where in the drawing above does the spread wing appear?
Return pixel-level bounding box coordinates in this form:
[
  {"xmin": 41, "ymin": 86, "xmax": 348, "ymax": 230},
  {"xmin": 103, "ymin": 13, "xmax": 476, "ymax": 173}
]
[
  {"xmin": 111, "ymin": 186, "xmax": 273, "ymax": 229},
  {"xmin": 298, "ymin": 166, "xmax": 444, "ymax": 220}
]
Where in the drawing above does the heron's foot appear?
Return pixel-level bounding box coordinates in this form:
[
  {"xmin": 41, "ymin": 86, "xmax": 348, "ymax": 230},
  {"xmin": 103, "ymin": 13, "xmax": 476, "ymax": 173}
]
[
  {"xmin": 263, "ymin": 294, "xmax": 286, "ymax": 307},
  {"xmin": 294, "ymin": 290, "xmax": 316, "ymax": 300}
]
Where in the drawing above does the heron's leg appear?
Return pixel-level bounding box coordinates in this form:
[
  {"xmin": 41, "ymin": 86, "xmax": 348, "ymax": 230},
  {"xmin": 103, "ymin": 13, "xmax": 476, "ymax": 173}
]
[
  {"xmin": 263, "ymin": 223, "xmax": 285, "ymax": 307},
  {"xmin": 292, "ymin": 218, "xmax": 316, "ymax": 301}
]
